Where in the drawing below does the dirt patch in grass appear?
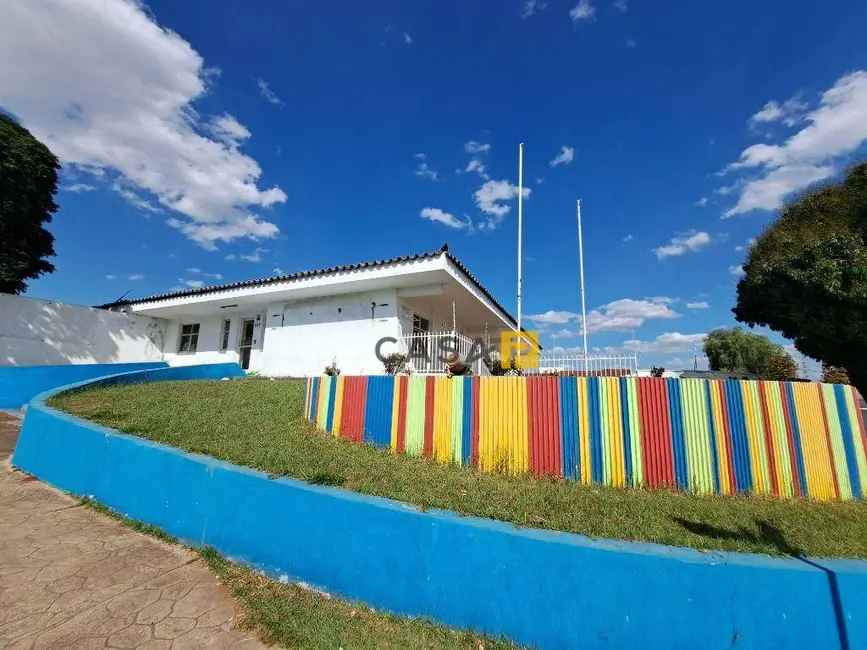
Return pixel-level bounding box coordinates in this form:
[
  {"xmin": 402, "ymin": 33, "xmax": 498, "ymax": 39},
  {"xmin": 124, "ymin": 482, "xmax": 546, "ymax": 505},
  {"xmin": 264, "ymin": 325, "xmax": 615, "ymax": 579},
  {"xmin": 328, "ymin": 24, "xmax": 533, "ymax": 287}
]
[{"xmin": 52, "ymin": 379, "xmax": 867, "ymax": 559}]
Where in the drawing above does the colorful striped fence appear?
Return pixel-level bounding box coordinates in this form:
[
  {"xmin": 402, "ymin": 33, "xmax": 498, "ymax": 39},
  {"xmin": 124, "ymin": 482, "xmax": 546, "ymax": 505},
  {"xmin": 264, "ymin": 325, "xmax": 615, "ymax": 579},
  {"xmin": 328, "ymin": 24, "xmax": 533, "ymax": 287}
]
[{"xmin": 305, "ymin": 376, "xmax": 867, "ymax": 501}]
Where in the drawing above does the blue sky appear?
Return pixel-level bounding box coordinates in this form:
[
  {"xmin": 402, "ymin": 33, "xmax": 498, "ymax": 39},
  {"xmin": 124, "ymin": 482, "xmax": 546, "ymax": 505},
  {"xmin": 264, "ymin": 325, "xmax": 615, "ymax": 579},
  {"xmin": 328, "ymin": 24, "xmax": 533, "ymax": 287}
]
[{"xmin": 3, "ymin": 0, "xmax": 867, "ymax": 370}]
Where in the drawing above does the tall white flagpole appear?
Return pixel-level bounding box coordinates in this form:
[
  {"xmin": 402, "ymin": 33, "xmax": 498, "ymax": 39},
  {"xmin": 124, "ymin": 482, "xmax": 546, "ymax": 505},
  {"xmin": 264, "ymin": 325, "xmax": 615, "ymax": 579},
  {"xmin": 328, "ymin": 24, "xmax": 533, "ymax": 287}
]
[
  {"xmin": 517, "ymin": 143, "xmax": 524, "ymax": 360},
  {"xmin": 577, "ymin": 199, "xmax": 588, "ymax": 361}
]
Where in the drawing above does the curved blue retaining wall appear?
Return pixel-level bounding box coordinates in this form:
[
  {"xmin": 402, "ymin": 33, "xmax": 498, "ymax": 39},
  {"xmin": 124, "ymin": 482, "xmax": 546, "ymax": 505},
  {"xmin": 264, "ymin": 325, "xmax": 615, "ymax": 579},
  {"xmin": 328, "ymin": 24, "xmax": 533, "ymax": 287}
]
[
  {"xmin": 0, "ymin": 361, "xmax": 168, "ymax": 408},
  {"xmin": 11, "ymin": 367, "xmax": 867, "ymax": 650}
]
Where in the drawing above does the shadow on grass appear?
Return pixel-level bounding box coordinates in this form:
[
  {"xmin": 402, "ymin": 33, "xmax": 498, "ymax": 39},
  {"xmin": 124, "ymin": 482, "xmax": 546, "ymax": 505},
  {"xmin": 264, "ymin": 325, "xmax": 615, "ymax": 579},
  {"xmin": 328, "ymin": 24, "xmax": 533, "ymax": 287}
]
[
  {"xmin": 673, "ymin": 516, "xmax": 850, "ymax": 650},
  {"xmin": 673, "ymin": 517, "xmax": 804, "ymax": 556}
]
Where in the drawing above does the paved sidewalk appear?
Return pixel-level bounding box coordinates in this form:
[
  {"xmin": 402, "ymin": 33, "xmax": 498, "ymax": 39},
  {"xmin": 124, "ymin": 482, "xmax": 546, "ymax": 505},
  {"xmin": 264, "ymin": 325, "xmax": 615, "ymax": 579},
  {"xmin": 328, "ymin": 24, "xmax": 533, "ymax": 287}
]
[{"xmin": 0, "ymin": 413, "xmax": 267, "ymax": 649}]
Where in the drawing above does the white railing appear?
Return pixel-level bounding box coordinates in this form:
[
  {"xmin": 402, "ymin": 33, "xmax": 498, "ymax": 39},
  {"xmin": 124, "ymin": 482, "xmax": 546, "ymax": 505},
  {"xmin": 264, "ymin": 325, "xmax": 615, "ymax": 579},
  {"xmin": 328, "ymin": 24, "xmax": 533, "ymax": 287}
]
[
  {"xmin": 401, "ymin": 331, "xmax": 488, "ymax": 375},
  {"xmin": 532, "ymin": 353, "xmax": 638, "ymax": 377}
]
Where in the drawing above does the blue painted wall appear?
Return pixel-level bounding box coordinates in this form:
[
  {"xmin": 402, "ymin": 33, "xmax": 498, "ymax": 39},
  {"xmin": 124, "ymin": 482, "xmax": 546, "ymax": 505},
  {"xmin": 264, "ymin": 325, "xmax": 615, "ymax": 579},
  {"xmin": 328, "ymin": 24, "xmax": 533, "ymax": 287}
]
[
  {"xmin": 0, "ymin": 362, "xmax": 168, "ymax": 408},
  {"xmin": 11, "ymin": 365, "xmax": 867, "ymax": 650}
]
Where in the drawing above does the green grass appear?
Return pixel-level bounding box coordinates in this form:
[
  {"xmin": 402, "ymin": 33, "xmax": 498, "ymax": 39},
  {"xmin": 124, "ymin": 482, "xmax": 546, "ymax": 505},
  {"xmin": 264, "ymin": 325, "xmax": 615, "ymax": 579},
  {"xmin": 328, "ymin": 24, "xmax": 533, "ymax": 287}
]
[
  {"xmin": 52, "ymin": 379, "xmax": 867, "ymax": 559},
  {"xmin": 79, "ymin": 496, "xmax": 517, "ymax": 649}
]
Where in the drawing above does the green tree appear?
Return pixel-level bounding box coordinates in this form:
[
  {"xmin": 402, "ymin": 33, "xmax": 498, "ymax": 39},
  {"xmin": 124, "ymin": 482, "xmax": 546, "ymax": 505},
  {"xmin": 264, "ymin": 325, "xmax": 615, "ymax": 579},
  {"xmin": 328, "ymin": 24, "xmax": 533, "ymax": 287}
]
[
  {"xmin": 702, "ymin": 327, "xmax": 786, "ymax": 376},
  {"xmin": 822, "ymin": 365, "xmax": 850, "ymax": 385},
  {"xmin": 0, "ymin": 113, "xmax": 60, "ymax": 294},
  {"xmin": 764, "ymin": 352, "xmax": 798, "ymax": 381},
  {"xmin": 733, "ymin": 161, "xmax": 867, "ymax": 397}
]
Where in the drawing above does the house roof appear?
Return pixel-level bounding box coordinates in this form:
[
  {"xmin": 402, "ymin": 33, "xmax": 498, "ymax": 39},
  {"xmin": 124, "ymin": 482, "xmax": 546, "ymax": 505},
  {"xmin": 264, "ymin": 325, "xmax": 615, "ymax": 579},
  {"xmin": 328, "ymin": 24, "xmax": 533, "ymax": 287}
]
[{"xmin": 98, "ymin": 245, "xmax": 518, "ymax": 327}]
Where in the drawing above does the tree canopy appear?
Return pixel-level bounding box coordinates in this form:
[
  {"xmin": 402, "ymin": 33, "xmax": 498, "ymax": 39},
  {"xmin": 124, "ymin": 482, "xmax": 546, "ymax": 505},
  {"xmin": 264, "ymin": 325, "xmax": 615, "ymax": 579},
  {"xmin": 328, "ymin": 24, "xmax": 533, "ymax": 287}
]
[
  {"xmin": 702, "ymin": 327, "xmax": 789, "ymax": 377},
  {"xmin": 733, "ymin": 161, "xmax": 867, "ymax": 396},
  {"xmin": 0, "ymin": 113, "xmax": 60, "ymax": 294}
]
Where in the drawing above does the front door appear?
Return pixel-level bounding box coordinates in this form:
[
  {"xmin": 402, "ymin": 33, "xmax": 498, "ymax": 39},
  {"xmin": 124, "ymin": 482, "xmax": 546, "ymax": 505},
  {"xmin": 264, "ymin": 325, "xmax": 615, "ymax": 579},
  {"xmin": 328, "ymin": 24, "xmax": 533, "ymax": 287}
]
[{"xmin": 239, "ymin": 319, "xmax": 255, "ymax": 370}]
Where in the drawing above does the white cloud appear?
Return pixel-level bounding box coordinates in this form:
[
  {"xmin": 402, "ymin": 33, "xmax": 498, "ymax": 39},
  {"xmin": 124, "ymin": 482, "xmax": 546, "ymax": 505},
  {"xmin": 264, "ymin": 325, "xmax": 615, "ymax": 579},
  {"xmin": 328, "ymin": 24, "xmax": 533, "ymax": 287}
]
[
  {"xmin": 186, "ymin": 268, "xmax": 223, "ymax": 280},
  {"xmin": 526, "ymin": 310, "xmax": 581, "ymax": 325},
  {"xmin": 240, "ymin": 247, "xmax": 267, "ymax": 262},
  {"xmin": 730, "ymin": 264, "xmax": 745, "ymax": 277},
  {"xmin": 521, "ymin": 0, "xmax": 549, "ymax": 18},
  {"xmin": 615, "ymin": 0, "xmax": 627, "ymax": 12},
  {"xmin": 64, "ymin": 183, "xmax": 96, "ymax": 193},
  {"xmin": 226, "ymin": 247, "xmax": 267, "ymax": 262},
  {"xmin": 170, "ymin": 277, "xmax": 210, "ymax": 291},
  {"xmin": 464, "ymin": 140, "xmax": 491, "ymax": 155},
  {"xmin": 626, "ymin": 39, "xmax": 637, "ymax": 49},
  {"xmin": 686, "ymin": 301, "xmax": 709, "ymax": 310},
  {"xmin": 535, "ymin": 176, "xmax": 545, "ymax": 185},
  {"xmin": 273, "ymin": 267, "xmax": 284, "ymax": 275},
  {"xmin": 415, "ymin": 159, "xmax": 440, "ymax": 181},
  {"xmin": 105, "ymin": 274, "xmax": 116, "ymax": 280},
  {"xmin": 420, "ymin": 207, "xmax": 472, "ymax": 230},
  {"xmin": 723, "ymin": 71, "xmax": 867, "ymax": 217},
  {"xmin": 749, "ymin": 97, "xmax": 808, "ymax": 129},
  {"xmin": 622, "ymin": 233, "xmax": 635, "ymax": 243},
  {"xmin": 464, "ymin": 159, "xmax": 490, "ymax": 179},
  {"xmin": 549, "ymin": 145, "xmax": 575, "ymax": 167},
  {"xmin": 529, "ymin": 298, "xmax": 679, "ymax": 335},
  {"xmin": 569, "ymin": 0, "xmax": 596, "ymax": 22},
  {"xmin": 209, "ymin": 114, "xmax": 251, "ymax": 145},
  {"xmin": 403, "ymin": 32, "xmax": 412, "ymax": 45},
  {"xmin": 724, "ymin": 164, "xmax": 835, "ymax": 217},
  {"xmin": 113, "ymin": 184, "xmax": 162, "ymax": 214},
  {"xmin": 127, "ymin": 274, "xmax": 144, "ymax": 281},
  {"xmin": 474, "ymin": 179, "xmax": 531, "ymax": 228},
  {"xmin": 695, "ymin": 197, "xmax": 708, "ymax": 207},
  {"xmin": 0, "ymin": 0, "xmax": 287, "ymax": 250},
  {"xmin": 734, "ymin": 237, "xmax": 756, "ymax": 252},
  {"xmin": 256, "ymin": 77, "xmax": 284, "ymax": 107},
  {"xmin": 653, "ymin": 231, "xmax": 712, "ymax": 259},
  {"xmin": 624, "ymin": 332, "xmax": 706, "ymax": 355}
]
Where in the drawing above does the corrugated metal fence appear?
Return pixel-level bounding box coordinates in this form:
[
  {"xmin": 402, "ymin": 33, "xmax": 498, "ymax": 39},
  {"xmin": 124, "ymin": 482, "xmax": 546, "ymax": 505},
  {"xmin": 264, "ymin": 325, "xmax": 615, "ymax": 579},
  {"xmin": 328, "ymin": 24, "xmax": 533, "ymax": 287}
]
[{"xmin": 305, "ymin": 376, "xmax": 867, "ymax": 501}]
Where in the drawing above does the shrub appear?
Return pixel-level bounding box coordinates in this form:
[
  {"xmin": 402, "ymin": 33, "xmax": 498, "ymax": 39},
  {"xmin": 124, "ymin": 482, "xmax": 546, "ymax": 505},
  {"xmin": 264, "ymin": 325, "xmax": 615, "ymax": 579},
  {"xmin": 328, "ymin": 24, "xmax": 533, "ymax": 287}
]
[
  {"xmin": 382, "ymin": 352, "xmax": 411, "ymax": 375},
  {"xmin": 324, "ymin": 362, "xmax": 340, "ymax": 376},
  {"xmin": 650, "ymin": 366, "xmax": 665, "ymax": 378}
]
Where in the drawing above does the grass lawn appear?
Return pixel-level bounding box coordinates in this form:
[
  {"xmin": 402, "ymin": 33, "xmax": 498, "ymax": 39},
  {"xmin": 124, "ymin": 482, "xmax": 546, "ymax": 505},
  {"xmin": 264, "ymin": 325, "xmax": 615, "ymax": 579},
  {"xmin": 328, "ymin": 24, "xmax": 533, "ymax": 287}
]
[
  {"xmin": 52, "ymin": 379, "xmax": 867, "ymax": 559},
  {"xmin": 81, "ymin": 498, "xmax": 517, "ymax": 650}
]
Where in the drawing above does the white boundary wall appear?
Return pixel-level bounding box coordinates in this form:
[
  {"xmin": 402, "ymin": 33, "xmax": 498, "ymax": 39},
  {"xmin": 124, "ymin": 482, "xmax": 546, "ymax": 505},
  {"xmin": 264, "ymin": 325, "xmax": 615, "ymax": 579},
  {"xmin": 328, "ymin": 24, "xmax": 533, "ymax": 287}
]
[{"xmin": 0, "ymin": 294, "xmax": 167, "ymax": 366}]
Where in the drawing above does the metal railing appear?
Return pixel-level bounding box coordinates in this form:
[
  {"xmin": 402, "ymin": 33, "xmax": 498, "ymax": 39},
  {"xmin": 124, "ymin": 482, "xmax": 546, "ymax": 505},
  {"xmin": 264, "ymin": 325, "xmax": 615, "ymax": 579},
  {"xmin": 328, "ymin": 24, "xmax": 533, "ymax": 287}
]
[
  {"xmin": 401, "ymin": 331, "xmax": 488, "ymax": 375},
  {"xmin": 531, "ymin": 353, "xmax": 639, "ymax": 377}
]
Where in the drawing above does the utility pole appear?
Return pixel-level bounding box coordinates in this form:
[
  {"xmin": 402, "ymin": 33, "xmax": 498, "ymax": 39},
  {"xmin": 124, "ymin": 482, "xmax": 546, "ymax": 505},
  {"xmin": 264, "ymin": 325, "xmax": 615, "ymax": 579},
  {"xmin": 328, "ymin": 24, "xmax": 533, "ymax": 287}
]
[
  {"xmin": 516, "ymin": 142, "xmax": 524, "ymax": 361},
  {"xmin": 577, "ymin": 199, "xmax": 588, "ymax": 363}
]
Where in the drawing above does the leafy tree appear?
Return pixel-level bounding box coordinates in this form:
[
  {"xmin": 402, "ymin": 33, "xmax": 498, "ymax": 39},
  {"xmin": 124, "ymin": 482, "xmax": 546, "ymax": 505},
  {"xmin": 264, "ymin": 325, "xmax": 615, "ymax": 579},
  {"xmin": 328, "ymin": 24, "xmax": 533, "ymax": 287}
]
[
  {"xmin": 702, "ymin": 327, "xmax": 786, "ymax": 376},
  {"xmin": 733, "ymin": 162, "xmax": 867, "ymax": 397},
  {"xmin": 764, "ymin": 353, "xmax": 798, "ymax": 381},
  {"xmin": 0, "ymin": 113, "xmax": 60, "ymax": 294},
  {"xmin": 822, "ymin": 365, "xmax": 850, "ymax": 385}
]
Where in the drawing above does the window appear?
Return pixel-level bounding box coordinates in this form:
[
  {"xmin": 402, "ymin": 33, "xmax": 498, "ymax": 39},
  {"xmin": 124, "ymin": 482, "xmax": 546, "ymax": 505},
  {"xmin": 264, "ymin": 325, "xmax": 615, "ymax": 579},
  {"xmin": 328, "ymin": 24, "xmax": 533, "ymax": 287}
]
[
  {"xmin": 220, "ymin": 319, "xmax": 231, "ymax": 352},
  {"xmin": 410, "ymin": 314, "xmax": 430, "ymax": 358},
  {"xmin": 412, "ymin": 314, "xmax": 430, "ymax": 335},
  {"xmin": 178, "ymin": 323, "xmax": 200, "ymax": 353}
]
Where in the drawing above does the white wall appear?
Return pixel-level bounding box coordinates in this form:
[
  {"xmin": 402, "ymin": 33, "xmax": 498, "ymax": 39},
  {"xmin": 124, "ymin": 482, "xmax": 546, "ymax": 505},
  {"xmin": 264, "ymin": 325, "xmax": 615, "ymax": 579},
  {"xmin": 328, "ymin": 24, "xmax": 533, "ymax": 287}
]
[
  {"xmin": 161, "ymin": 313, "xmax": 266, "ymax": 369},
  {"xmin": 0, "ymin": 294, "xmax": 166, "ymax": 366},
  {"xmin": 260, "ymin": 289, "xmax": 401, "ymax": 376}
]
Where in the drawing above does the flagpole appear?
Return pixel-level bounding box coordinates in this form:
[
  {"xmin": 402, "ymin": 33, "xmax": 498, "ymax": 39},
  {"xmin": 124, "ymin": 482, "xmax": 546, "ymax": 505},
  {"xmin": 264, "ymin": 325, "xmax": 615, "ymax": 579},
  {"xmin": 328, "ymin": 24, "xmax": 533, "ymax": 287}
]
[
  {"xmin": 577, "ymin": 199, "xmax": 588, "ymax": 361},
  {"xmin": 517, "ymin": 143, "xmax": 524, "ymax": 360}
]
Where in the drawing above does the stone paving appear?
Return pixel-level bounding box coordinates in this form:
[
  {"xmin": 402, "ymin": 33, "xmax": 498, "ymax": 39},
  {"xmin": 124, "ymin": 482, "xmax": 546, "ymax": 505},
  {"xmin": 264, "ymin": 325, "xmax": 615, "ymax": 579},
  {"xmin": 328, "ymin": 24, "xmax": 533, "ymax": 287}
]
[{"xmin": 0, "ymin": 413, "xmax": 268, "ymax": 649}]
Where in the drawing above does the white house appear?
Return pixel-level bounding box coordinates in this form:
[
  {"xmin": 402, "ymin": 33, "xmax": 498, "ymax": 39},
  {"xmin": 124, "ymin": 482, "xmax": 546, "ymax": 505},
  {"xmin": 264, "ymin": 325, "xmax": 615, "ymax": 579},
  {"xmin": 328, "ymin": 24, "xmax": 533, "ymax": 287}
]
[{"xmin": 101, "ymin": 246, "xmax": 517, "ymax": 376}]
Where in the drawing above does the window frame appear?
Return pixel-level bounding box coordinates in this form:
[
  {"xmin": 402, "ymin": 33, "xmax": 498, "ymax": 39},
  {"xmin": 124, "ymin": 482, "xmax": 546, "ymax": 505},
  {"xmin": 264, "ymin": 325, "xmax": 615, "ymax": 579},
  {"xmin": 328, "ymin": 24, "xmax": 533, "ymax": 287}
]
[
  {"xmin": 219, "ymin": 319, "xmax": 232, "ymax": 352},
  {"xmin": 177, "ymin": 322, "xmax": 200, "ymax": 354}
]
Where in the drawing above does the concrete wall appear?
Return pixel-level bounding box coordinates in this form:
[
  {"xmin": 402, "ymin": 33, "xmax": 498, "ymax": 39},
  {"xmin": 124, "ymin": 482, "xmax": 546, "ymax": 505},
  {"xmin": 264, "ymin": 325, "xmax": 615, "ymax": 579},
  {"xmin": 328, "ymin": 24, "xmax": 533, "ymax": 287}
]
[
  {"xmin": 0, "ymin": 362, "xmax": 168, "ymax": 409},
  {"xmin": 0, "ymin": 294, "xmax": 167, "ymax": 366},
  {"xmin": 260, "ymin": 289, "xmax": 400, "ymax": 377},
  {"xmin": 12, "ymin": 366, "xmax": 867, "ymax": 650}
]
